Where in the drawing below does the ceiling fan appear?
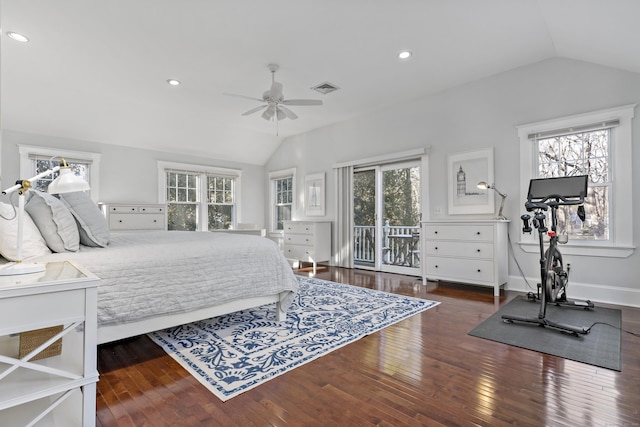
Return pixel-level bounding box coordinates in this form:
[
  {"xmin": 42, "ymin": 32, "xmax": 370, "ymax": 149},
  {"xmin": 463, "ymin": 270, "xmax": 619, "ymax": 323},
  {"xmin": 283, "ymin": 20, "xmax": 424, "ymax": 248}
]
[{"xmin": 225, "ymin": 64, "xmax": 323, "ymax": 122}]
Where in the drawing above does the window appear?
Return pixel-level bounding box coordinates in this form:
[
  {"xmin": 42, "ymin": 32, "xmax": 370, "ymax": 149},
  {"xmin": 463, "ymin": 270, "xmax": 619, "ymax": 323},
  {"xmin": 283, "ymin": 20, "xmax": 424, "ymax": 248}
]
[
  {"xmin": 535, "ymin": 128, "xmax": 610, "ymax": 241},
  {"xmin": 19, "ymin": 145, "xmax": 101, "ymax": 202},
  {"xmin": 158, "ymin": 161, "xmax": 241, "ymax": 232},
  {"xmin": 166, "ymin": 170, "xmax": 198, "ymax": 231},
  {"xmin": 207, "ymin": 175, "xmax": 234, "ymax": 230},
  {"xmin": 518, "ymin": 104, "xmax": 635, "ymax": 258},
  {"xmin": 269, "ymin": 168, "xmax": 296, "ymax": 232}
]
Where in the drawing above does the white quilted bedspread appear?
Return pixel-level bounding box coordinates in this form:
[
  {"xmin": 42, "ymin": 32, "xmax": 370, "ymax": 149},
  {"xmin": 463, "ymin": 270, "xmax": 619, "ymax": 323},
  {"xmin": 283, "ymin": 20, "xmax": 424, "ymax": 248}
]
[{"xmin": 31, "ymin": 231, "xmax": 299, "ymax": 327}]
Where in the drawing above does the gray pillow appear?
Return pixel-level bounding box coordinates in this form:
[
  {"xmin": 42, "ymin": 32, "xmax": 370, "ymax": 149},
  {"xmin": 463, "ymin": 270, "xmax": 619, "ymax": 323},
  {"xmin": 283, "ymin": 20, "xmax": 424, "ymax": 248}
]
[
  {"xmin": 25, "ymin": 190, "xmax": 80, "ymax": 252},
  {"xmin": 59, "ymin": 191, "xmax": 109, "ymax": 247}
]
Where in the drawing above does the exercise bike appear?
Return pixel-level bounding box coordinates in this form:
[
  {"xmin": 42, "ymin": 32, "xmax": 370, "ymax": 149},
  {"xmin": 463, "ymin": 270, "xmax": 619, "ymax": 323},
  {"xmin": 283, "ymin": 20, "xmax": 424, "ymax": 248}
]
[{"xmin": 502, "ymin": 175, "xmax": 594, "ymax": 336}]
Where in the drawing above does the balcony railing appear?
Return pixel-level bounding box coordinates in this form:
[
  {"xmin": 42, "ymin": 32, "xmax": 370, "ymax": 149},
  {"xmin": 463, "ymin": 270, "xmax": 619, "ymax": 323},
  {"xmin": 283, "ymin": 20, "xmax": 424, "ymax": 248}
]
[{"xmin": 354, "ymin": 222, "xmax": 420, "ymax": 268}]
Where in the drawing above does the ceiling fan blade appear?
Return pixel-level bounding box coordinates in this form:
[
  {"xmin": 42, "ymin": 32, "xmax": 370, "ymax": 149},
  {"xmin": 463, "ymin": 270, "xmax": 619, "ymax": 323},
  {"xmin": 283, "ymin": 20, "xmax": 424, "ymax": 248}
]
[
  {"xmin": 223, "ymin": 92, "xmax": 264, "ymax": 103},
  {"xmin": 282, "ymin": 99, "xmax": 323, "ymax": 106},
  {"xmin": 278, "ymin": 105, "xmax": 298, "ymax": 120},
  {"xmin": 241, "ymin": 105, "xmax": 267, "ymax": 116}
]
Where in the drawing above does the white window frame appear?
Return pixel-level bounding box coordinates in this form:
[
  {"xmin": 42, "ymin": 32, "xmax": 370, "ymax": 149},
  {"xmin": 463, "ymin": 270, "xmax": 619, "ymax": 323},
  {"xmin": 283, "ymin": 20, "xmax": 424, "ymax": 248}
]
[
  {"xmin": 157, "ymin": 161, "xmax": 242, "ymax": 231},
  {"xmin": 268, "ymin": 168, "xmax": 296, "ymax": 233},
  {"xmin": 517, "ymin": 104, "xmax": 636, "ymax": 258},
  {"xmin": 19, "ymin": 145, "xmax": 101, "ymax": 202}
]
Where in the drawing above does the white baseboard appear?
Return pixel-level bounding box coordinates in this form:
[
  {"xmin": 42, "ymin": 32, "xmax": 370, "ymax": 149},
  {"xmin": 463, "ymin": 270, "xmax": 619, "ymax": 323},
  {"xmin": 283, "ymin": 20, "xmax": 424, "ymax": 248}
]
[{"xmin": 507, "ymin": 275, "xmax": 640, "ymax": 308}]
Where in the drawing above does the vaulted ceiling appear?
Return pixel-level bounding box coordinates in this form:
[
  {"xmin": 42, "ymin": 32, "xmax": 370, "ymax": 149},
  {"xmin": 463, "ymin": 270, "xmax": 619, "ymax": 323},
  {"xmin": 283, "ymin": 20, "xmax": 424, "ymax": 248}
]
[{"xmin": 2, "ymin": 0, "xmax": 639, "ymax": 165}]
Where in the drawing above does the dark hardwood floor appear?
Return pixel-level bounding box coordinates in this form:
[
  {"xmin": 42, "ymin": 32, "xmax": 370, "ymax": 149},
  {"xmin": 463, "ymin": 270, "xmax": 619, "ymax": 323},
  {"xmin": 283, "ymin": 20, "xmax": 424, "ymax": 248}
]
[{"xmin": 96, "ymin": 267, "xmax": 640, "ymax": 426}]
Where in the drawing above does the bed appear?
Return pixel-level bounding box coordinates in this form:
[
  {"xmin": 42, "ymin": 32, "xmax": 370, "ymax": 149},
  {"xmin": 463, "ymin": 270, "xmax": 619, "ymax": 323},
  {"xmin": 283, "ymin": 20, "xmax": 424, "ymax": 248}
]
[{"xmin": 0, "ymin": 194, "xmax": 299, "ymax": 344}]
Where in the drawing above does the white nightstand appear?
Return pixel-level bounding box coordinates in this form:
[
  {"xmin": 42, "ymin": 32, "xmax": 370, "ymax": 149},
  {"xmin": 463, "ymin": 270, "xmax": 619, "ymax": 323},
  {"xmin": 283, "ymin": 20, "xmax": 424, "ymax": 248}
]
[{"xmin": 0, "ymin": 261, "xmax": 100, "ymax": 426}]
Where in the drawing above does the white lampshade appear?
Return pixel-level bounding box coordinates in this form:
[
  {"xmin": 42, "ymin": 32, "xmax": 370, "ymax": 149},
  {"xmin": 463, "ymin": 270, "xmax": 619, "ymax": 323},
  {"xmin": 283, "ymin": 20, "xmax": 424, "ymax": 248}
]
[{"xmin": 47, "ymin": 167, "xmax": 90, "ymax": 194}]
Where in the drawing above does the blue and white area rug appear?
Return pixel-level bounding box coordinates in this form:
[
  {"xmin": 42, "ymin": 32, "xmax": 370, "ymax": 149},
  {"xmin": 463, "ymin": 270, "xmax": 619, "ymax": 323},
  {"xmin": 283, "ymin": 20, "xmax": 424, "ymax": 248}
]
[{"xmin": 148, "ymin": 277, "xmax": 439, "ymax": 401}]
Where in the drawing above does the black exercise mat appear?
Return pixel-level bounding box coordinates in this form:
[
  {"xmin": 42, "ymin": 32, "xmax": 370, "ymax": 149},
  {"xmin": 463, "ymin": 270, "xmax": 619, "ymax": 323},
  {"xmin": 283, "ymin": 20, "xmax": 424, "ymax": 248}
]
[{"xmin": 469, "ymin": 296, "xmax": 622, "ymax": 371}]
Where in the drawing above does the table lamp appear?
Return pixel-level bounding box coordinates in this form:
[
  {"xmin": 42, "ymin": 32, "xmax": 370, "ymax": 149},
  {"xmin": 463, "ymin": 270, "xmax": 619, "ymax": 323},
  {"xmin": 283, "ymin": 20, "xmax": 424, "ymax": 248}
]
[
  {"xmin": 477, "ymin": 181, "xmax": 507, "ymax": 220},
  {"xmin": 0, "ymin": 159, "xmax": 90, "ymax": 276}
]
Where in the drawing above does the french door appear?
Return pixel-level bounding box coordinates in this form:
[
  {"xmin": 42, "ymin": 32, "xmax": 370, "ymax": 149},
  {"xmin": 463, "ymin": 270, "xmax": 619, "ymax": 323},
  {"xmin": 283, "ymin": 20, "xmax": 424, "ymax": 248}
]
[{"xmin": 353, "ymin": 160, "xmax": 421, "ymax": 275}]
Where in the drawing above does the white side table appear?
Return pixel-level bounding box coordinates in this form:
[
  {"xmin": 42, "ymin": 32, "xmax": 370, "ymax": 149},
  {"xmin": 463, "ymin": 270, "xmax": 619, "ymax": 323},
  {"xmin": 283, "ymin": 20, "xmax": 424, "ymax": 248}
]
[{"xmin": 0, "ymin": 261, "xmax": 99, "ymax": 426}]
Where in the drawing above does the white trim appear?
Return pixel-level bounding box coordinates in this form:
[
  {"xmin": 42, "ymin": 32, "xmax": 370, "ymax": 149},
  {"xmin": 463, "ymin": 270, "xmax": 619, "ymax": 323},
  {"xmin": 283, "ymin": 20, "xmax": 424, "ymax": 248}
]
[
  {"xmin": 516, "ymin": 104, "xmax": 636, "ymax": 258},
  {"xmin": 157, "ymin": 160, "xmax": 242, "ymax": 230},
  {"xmin": 18, "ymin": 145, "xmax": 101, "ymax": 202},
  {"xmin": 507, "ymin": 274, "xmax": 640, "ymax": 308},
  {"xmin": 333, "ymin": 147, "xmax": 429, "ymax": 169}
]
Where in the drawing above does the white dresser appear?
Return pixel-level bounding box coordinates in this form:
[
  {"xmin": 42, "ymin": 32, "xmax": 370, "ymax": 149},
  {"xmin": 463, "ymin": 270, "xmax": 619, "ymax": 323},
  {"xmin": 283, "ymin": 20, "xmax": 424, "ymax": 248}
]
[
  {"xmin": 283, "ymin": 221, "xmax": 331, "ymax": 273},
  {"xmin": 422, "ymin": 220, "xmax": 509, "ymax": 296},
  {"xmin": 100, "ymin": 203, "xmax": 167, "ymax": 231}
]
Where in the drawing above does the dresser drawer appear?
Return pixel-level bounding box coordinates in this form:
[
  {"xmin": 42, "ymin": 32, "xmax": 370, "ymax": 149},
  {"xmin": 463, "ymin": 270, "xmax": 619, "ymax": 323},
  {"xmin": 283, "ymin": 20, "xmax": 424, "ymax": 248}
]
[
  {"xmin": 284, "ymin": 245, "xmax": 315, "ymax": 260},
  {"xmin": 109, "ymin": 205, "xmax": 139, "ymax": 213},
  {"xmin": 110, "ymin": 214, "xmax": 165, "ymax": 230},
  {"xmin": 284, "ymin": 222, "xmax": 314, "ymax": 235},
  {"xmin": 425, "ymin": 241, "xmax": 494, "ymax": 259},
  {"xmin": 424, "ymin": 225, "xmax": 493, "ymax": 241},
  {"xmin": 284, "ymin": 234, "xmax": 314, "ymax": 246},
  {"xmin": 425, "ymin": 257, "xmax": 495, "ymax": 283}
]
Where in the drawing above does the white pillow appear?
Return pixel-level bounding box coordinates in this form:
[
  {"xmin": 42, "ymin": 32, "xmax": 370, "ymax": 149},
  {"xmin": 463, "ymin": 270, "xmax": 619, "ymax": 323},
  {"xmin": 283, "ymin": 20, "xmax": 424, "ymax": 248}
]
[
  {"xmin": 25, "ymin": 190, "xmax": 80, "ymax": 253},
  {"xmin": 0, "ymin": 202, "xmax": 52, "ymax": 261},
  {"xmin": 59, "ymin": 192, "xmax": 109, "ymax": 247}
]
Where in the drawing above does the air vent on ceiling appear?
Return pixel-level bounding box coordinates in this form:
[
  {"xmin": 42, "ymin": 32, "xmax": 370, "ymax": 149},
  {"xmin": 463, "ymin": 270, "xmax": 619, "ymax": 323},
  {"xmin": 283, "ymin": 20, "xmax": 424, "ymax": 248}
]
[{"xmin": 311, "ymin": 81, "xmax": 340, "ymax": 95}]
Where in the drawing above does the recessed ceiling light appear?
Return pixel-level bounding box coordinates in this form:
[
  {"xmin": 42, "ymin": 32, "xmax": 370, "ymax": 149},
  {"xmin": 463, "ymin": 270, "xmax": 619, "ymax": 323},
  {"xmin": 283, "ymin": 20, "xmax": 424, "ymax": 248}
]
[
  {"xmin": 7, "ymin": 31, "xmax": 29, "ymax": 43},
  {"xmin": 166, "ymin": 79, "xmax": 181, "ymax": 86},
  {"xmin": 397, "ymin": 50, "xmax": 412, "ymax": 60}
]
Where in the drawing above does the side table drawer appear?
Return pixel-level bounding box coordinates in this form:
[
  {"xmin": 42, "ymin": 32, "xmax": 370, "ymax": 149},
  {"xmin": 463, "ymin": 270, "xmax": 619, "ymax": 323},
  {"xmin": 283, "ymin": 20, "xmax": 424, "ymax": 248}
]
[{"xmin": 0, "ymin": 289, "xmax": 86, "ymax": 337}]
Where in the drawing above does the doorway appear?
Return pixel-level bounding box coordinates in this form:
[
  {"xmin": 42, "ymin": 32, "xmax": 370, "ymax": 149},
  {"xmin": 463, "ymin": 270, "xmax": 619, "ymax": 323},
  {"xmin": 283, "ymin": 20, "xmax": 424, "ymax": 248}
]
[{"xmin": 353, "ymin": 160, "xmax": 421, "ymax": 275}]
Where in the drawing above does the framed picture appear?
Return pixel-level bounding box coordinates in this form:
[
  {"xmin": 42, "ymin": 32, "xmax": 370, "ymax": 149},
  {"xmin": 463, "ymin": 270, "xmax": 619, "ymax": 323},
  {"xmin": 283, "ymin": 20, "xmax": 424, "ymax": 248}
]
[
  {"xmin": 304, "ymin": 172, "xmax": 325, "ymax": 216},
  {"xmin": 447, "ymin": 147, "xmax": 495, "ymax": 215}
]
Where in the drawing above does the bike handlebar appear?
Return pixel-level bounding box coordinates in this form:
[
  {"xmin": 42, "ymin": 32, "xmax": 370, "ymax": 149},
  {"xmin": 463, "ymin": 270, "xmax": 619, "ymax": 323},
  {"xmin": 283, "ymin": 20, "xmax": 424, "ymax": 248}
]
[{"xmin": 525, "ymin": 194, "xmax": 585, "ymax": 211}]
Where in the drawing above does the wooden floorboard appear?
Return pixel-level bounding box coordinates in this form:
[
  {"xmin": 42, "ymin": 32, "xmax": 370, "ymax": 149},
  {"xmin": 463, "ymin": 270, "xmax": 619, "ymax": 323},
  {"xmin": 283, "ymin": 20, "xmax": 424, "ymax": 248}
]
[{"xmin": 96, "ymin": 267, "xmax": 640, "ymax": 426}]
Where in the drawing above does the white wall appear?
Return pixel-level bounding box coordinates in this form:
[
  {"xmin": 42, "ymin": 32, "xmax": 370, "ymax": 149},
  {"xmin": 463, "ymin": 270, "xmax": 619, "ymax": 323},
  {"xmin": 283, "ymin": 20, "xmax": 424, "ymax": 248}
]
[
  {"xmin": 265, "ymin": 57, "xmax": 640, "ymax": 307},
  {"xmin": 1, "ymin": 130, "xmax": 267, "ymax": 227}
]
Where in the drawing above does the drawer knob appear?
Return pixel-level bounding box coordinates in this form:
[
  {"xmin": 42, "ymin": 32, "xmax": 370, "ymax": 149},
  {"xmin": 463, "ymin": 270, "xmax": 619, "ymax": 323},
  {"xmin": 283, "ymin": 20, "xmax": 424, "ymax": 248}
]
[
  {"xmin": 434, "ymin": 265, "xmax": 438, "ymax": 268},
  {"xmin": 476, "ymin": 249, "xmax": 481, "ymax": 252},
  {"xmin": 434, "ymin": 231, "xmax": 438, "ymax": 234},
  {"xmin": 434, "ymin": 246, "xmax": 438, "ymax": 250},
  {"xmin": 476, "ymin": 231, "xmax": 481, "ymax": 235},
  {"xmin": 119, "ymin": 220, "xmax": 123, "ymax": 223},
  {"xmin": 477, "ymin": 269, "xmax": 481, "ymax": 272},
  {"xmin": 153, "ymin": 220, "xmax": 157, "ymax": 223}
]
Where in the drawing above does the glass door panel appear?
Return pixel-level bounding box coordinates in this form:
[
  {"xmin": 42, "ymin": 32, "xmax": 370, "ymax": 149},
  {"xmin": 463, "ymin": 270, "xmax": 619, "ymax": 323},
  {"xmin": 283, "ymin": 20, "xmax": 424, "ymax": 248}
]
[{"xmin": 381, "ymin": 162, "xmax": 421, "ymax": 275}]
